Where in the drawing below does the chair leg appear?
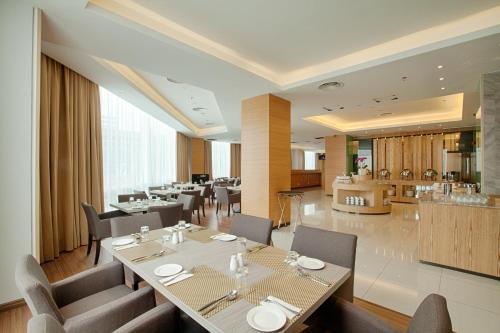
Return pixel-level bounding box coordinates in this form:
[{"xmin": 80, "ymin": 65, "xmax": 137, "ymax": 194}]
[
  {"xmin": 197, "ymin": 209, "xmax": 201, "ymax": 224},
  {"xmin": 227, "ymin": 204, "xmax": 231, "ymax": 217},
  {"xmin": 202, "ymin": 203, "xmax": 206, "ymax": 217},
  {"xmin": 94, "ymin": 239, "xmax": 101, "ymax": 265},
  {"xmin": 87, "ymin": 233, "xmax": 93, "ymax": 255},
  {"xmin": 216, "ymin": 202, "xmax": 219, "ymax": 214},
  {"xmin": 132, "ymin": 281, "xmax": 139, "ymax": 291}
]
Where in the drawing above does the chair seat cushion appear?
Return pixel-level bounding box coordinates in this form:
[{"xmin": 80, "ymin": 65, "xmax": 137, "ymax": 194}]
[{"xmin": 60, "ymin": 285, "xmax": 132, "ymax": 319}]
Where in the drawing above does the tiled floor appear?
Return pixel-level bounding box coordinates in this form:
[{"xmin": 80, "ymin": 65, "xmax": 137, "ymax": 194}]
[{"xmin": 271, "ymin": 188, "xmax": 500, "ymax": 333}]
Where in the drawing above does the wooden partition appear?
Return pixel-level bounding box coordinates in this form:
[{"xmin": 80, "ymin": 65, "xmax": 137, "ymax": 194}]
[
  {"xmin": 324, "ymin": 135, "xmax": 347, "ymax": 195},
  {"xmin": 373, "ymin": 134, "xmax": 444, "ymax": 180},
  {"xmin": 241, "ymin": 94, "xmax": 291, "ymax": 227}
]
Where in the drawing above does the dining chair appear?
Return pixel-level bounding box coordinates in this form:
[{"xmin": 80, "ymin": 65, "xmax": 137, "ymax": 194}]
[
  {"xmin": 28, "ymin": 301, "xmax": 179, "ymax": 333},
  {"xmin": 211, "ymin": 181, "xmax": 228, "ymax": 204},
  {"xmin": 16, "ymin": 255, "xmax": 157, "ymax": 333},
  {"xmin": 176, "ymin": 193, "xmax": 195, "ymax": 224},
  {"xmin": 181, "ymin": 190, "xmax": 202, "ymax": 224},
  {"xmin": 304, "ymin": 294, "xmax": 452, "ymax": 333},
  {"xmin": 147, "ymin": 203, "xmax": 183, "ymax": 228},
  {"xmin": 199, "ymin": 183, "xmax": 213, "ymax": 208},
  {"xmin": 291, "ymin": 225, "xmax": 357, "ymax": 303},
  {"xmin": 110, "ymin": 212, "xmax": 163, "ymax": 289},
  {"xmin": 214, "ymin": 186, "xmax": 241, "ymax": 217},
  {"xmin": 230, "ymin": 214, "xmax": 273, "ymax": 245},
  {"xmin": 81, "ymin": 202, "xmax": 128, "ymax": 265},
  {"xmin": 118, "ymin": 193, "xmax": 148, "ymax": 203}
]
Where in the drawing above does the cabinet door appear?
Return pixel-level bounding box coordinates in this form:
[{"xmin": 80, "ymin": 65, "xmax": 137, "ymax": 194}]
[
  {"xmin": 455, "ymin": 207, "xmax": 472, "ymax": 271},
  {"xmin": 470, "ymin": 208, "xmax": 500, "ymax": 276},
  {"xmin": 418, "ymin": 203, "xmax": 433, "ymax": 262},
  {"xmin": 431, "ymin": 206, "xmax": 457, "ymax": 267}
]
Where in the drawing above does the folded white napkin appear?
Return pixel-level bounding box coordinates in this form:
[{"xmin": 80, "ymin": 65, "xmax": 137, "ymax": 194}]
[
  {"xmin": 163, "ymin": 273, "xmax": 193, "ymax": 286},
  {"xmin": 114, "ymin": 243, "xmax": 139, "ymax": 251},
  {"xmin": 163, "ymin": 227, "xmax": 176, "ymax": 232},
  {"xmin": 260, "ymin": 296, "xmax": 302, "ymax": 319}
]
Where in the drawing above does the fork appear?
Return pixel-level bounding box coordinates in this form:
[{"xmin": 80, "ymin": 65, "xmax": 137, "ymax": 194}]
[
  {"xmin": 297, "ymin": 268, "xmax": 331, "ymax": 287},
  {"xmin": 131, "ymin": 250, "xmax": 166, "ymax": 263}
]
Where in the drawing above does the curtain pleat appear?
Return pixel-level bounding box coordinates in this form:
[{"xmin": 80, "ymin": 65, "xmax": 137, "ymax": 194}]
[
  {"xmin": 39, "ymin": 54, "xmax": 104, "ymax": 262},
  {"xmin": 176, "ymin": 132, "xmax": 191, "ymax": 182},
  {"xmin": 204, "ymin": 141, "xmax": 212, "ymax": 179},
  {"xmin": 230, "ymin": 143, "xmax": 241, "ymax": 177}
]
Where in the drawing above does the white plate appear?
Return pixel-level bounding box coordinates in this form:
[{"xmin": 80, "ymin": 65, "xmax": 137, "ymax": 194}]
[
  {"xmin": 298, "ymin": 256, "xmax": 325, "ymax": 270},
  {"xmin": 215, "ymin": 234, "xmax": 237, "ymax": 242},
  {"xmin": 247, "ymin": 305, "xmax": 286, "ymax": 332},
  {"xmin": 154, "ymin": 264, "xmax": 183, "ymax": 277},
  {"xmin": 112, "ymin": 238, "xmax": 135, "ymax": 247}
]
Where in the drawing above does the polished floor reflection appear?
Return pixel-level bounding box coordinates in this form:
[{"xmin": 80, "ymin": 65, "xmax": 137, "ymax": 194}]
[{"xmin": 272, "ymin": 188, "xmax": 500, "ymax": 333}]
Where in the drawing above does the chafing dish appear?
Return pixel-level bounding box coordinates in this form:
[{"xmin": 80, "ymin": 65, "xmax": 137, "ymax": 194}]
[
  {"xmin": 378, "ymin": 169, "xmax": 390, "ymax": 180},
  {"xmin": 400, "ymin": 169, "xmax": 413, "ymax": 180},
  {"xmin": 423, "ymin": 169, "xmax": 438, "ymax": 181}
]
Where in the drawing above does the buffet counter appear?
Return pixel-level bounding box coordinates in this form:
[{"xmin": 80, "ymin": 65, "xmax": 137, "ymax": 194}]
[
  {"xmin": 418, "ymin": 200, "xmax": 500, "ymax": 277},
  {"xmin": 291, "ymin": 170, "xmax": 322, "ymax": 188},
  {"xmin": 332, "ymin": 181, "xmax": 392, "ymax": 214}
]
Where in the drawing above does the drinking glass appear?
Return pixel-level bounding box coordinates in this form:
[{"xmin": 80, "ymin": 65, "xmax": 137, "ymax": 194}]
[
  {"xmin": 140, "ymin": 225, "xmax": 150, "ymax": 239},
  {"xmin": 284, "ymin": 250, "xmax": 299, "ymax": 266},
  {"xmin": 235, "ymin": 266, "xmax": 248, "ymax": 294},
  {"xmin": 129, "ymin": 197, "xmax": 135, "ymax": 206},
  {"xmin": 237, "ymin": 237, "xmax": 247, "ymax": 254},
  {"xmin": 161, "ymin": 234, "xmax": 171, "ymax": 250},
  {"xmin": 151, "ymin": 194, "xmax": 158, "ymax": 201},
  {"xmin": 178, "ymin": 220, "xmax": 186, "ymax": 228}
]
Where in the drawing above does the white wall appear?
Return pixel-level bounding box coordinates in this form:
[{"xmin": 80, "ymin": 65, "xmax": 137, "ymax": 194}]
[{"xmin": 0, "ymin": 0, "xmax": 35, "ymax": 303}]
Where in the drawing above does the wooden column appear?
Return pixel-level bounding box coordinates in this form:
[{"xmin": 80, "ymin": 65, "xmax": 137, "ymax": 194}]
[
  {"xmin": 191, "ymin": 138, "xmax": 205, "ymax": 175},
  {"xmin": 241, "ymin": 94, "xmax": 291, "ymax": 226},
  {"xmin": 324, "ymin": 135, "xmax": 348, "ymax": 195}
]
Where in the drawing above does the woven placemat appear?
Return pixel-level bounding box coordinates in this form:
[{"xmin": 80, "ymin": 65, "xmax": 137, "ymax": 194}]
[
  {"xmin": 117, "ymin": 241, "xmax": 174, "ymax": 262},
  {"xmin": 246, "ymin": 246, "xmax": 289, "ymax": 271},
  {"xmin": 164, "ymin": 265, "xmax": 236, "ymax": 318},
  {"xmin": 185, "ymin": 228, "xmax": 220, "ymax": 243},
  {"xmin": 143, "ymin": 228, "xmax": 169, "ymax": 241},
  {"xmin": 244, "ymin": 269, "xmax": 331, "ymax": 325}
]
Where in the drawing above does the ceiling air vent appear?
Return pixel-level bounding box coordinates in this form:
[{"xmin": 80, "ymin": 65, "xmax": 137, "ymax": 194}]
[
  {"xmin": 207, "ymin": 138, "xmax": 216, "ymax": 141},
  {"xmin": 318, "ymin": 81, "xmax": 344, "ymax": 90},
  {"xmin": 314, "ymin": 137, "xmax": 324, "ymax": 140},
  {"xmin": 192, "ymin": 107, "xmax": 206, "ymax": 111}
]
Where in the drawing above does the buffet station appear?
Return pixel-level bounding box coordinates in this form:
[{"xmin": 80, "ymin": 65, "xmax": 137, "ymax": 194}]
[{"xmin": 332, "ymin": 176, "xmax": 392, "ymax": 214}]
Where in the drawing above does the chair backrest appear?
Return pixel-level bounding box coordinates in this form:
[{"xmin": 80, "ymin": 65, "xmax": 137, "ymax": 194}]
[
  {"xmin": 110, "ymin": 212, "xmax": 163, "ymax": 237},
  {"xmin": 147, "ymin": 204, "xmax": 184, "ymax": 228},
  {"xmin": 406, "ymin": 294, "xmax": 452, "ymax": 333},
  {"xmin": 181, "ymin": 190, "xmax": 201, "ymax": 208},
  {"xmin": 15, "ymin": 255, "xmax": 64, "ymax": 324},
  {"xmin": 28, "ymin": 314, "xmax": 66, "ymax": 333},
  {"xmin": 81, "ymin": 202, "xmax": 99, "ymax": 236},
  {"xmin": 176, "ymin": 194, "xmax": 195, "ymax": 211},
  {"xmin": 291, "ymin": 225, "xmax": 357, "ymax": 302},
  {"xmin": 199, "ymin": 184, "xmax": 212, "ymax": 198},
  {"xmin": 118, "ymin": 193, "xmax": 148, "ymax": 203},
  {"xmin": 214, "ymin": 186, "xmax": 229, "ymax": 204},
  {"xmin": 230, "ymin": 214, "xmax": 273, "ymax": 245}
]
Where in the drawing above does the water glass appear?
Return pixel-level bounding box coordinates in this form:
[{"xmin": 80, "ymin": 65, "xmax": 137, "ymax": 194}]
[
  {"xmin": 237, "ymin": 237, "xmax": 247, "ymax": 254},
  {"xmin": 161, "ymin": 234, "xmax": 171, "ymax": 250},
  {"xmin": 235, "ymin": 266, "xmax": 248, "ymax": 294},
  {"xmin": 284, "ymin": 250, "xmax": 299, "ymax": 267},
  {"xmin": 178, "ymin": 220, "xmax": 186, "ymax": 228},
  {"xmin": 128, "ymin": 196, "xmax": 135, "ymax": 205},
  {"xmin": 151, "ymin": 194, "xmax": 158, "ymax": 201},
  {"xmin": 140, "ymin": 225, "xmax": 150, "ymax": 239}
]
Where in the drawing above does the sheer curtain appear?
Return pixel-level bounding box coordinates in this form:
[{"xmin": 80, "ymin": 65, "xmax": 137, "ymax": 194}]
[
  {"xmin": 212, "ymin": 141, "xmax": 230, "ymax": 178},
  {"xmin": 100, "ymin": 87, "xmax": 176, "ymax": 210},
  {"xmin": 304, "ymin": 151, "xmax": 317, "ymax": 170}
]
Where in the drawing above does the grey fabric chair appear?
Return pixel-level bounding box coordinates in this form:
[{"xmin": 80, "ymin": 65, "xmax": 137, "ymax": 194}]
[
  {"xmin": 214, "ymin": 186, "xmax": 241, "ymax": 217},
  {"xmin": 118, "ymin": 193, "xmax": 148, "ymax": 203},
  {"xmin": 211, "ymin": 181, "xmax": 228, "ymax": 204},
  {"xmin": 110, "ymin": 212, "xmax": 163, "ymax": 237},
  {"xmin": 81, "ymin": 203, "xmax": 128, "ymax": 265},
  {"xmin": 110, "ymin": 212, "xmax": 163, "ymax": 289},
  {"xmin": 16, "ymin": 255, "xmax": 156, "ymax": 333},
  {"xmin": 291, "ymin": 225, "xmax": 357, "ymax": 303},
  {"xmin": 305, "ymin": 294, "xmax": 452, "ymax": 333},
  {"xmin": 176, "ymin": 194, "xmax": 195, "ymax": 224},
  {"xmin": 28, "ymin": 302, "xmax": 178, "ymax": 333},
  {"xmin": 147, "ymin": 204, "xmax": 183, "ymax": 228},
  {"xmin": 230, "ymin": 214, "xmax": 273, "ymax": 245},
  {"xmin": 180, "ymin": 190, "xmax": 202, "ymax": 224}
]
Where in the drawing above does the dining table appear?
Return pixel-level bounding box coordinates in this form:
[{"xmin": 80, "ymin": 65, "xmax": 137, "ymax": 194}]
[
  {"xmin": 102, "ymin": 225, "xmax": 351, "ymax": 333},
  {"xmin": 110, "ymin": 199, "xmax": 179, "ymax": 214}
]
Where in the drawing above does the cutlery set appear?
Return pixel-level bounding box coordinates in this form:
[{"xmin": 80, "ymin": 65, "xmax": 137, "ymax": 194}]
[
  {"xmin": 297, "ymin": 267, "xmax": 331, "ymax": 287},
  {"xmin": 131, "ymin": 250, "xmax": 166, "ymax": 263}
]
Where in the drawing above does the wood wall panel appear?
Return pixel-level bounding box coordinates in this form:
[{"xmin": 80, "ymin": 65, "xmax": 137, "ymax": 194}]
[
  {"xmin": 432, "ymin": 135, "xmax": 444, "ymax": 178},
  {"xmin": 191, "ymin": 138, "xmax": 205, "ymax": 175},
  {"xmin": 324, "ymin": 135, "xmax": 347, "ymax": 195},
  {"xmin": 372, "ymin": 139, "xmax": 378, "ymax": 176},
  {"xmin": 241, "ymin": 94, "xmax": 290, "ymax": 227},
  {"xmin": 470, "ymin": 208, "xmax": 500, "ymax": 276}
]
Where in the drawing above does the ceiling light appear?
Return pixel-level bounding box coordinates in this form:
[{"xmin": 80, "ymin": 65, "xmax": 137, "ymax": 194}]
[
  {"xmin": 318, "ymin": 81, "xmax": 344, "ymax": 90},
  {"xmin": 322, "ymin": 106, "xmax": 333, "ymax": 112},
  {"xmin": 437, "ymin": 65, "xmax": 444, "ymax": 69},
  {"xmin": 314, "ymin": 137, "xmax": 324, "ymax": 140},
  {"xmin": 439, "ymin": 77, "xmax": 445, "ymax": 81},
  {"xmin": 207, "ymin": 138, "xmax": 216, "ymax": 141},
  {"xmin": 401, "ymin": 76, "xmax": 408, "ymax": 81},
  {"xmin": 192, "ymin": 107, "xmax": 206, "ymax": 111},
  {"xmin": 441, "ymin": 87, "xmax": 446, "ymax": 90},
  {"xmin": 166, "ymin": 77, "xmax": 182, "ymax": 84},
  {"xmin": 379, "ymin": 112, "xmax": 393, "ymax": 117},
  {"xmin": 205, "ymin": 122, "xmax": 214, "ymax": 126}
]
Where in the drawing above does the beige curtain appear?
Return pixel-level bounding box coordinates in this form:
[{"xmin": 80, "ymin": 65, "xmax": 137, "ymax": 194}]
[
  {"xmin": 204, "ymin": 141, "xmax": 212, "ymax": 179},
  {"xmin": 230, "ymin": 143, "xmax": 241, "ymax": 177},
  {"xmin": 176, "ymin": 132, "xmax": 191, "ymax": 182},
  {"xmin": 39, "ymin": 54, "xmax": 104, "ymax": 262},
  {"xmin": 291, "ymin": 149, "xmax": 305, "ymax": 169}
]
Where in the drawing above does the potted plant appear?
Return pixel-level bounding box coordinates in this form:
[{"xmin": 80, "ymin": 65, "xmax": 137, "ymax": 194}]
[{"xmin": 355, "ymin": 157, "xmax": 369, "ymax": 176}]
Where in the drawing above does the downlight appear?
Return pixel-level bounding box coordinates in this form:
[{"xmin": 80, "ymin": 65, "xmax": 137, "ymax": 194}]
[{"xmin": 318, "ymin": 81, "xmax": 344, "ymax": 90}]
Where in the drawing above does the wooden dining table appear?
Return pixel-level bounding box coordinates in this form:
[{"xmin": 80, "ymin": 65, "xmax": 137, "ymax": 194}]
[{"xmin": 102, "ymin": 226, "xmax": 350, "ymax": 333}]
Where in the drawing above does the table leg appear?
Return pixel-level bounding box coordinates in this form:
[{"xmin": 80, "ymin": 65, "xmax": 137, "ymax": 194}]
[{"xmin": 277, "ymin": 195, "xmax": 287, "ymax": 229}]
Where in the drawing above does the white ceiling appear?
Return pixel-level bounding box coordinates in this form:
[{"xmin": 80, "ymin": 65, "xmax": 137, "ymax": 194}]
[{"xmin": 33, "ymin": 0, "xmax": 500, "ymax": 150}]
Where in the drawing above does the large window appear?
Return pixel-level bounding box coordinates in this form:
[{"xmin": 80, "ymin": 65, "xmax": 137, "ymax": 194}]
[
  {"xmin": 304, "ymin": 151, "xmax": 317, "ymax": 170},
  {"xmin": 100, "ymin": 87, "xmax": 176, "ymax": 209},
  {"xmin": 212, "ymin": 141, "xmax": 230, "ymax": 179}
]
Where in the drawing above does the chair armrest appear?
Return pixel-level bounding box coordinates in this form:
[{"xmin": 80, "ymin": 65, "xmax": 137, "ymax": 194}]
[
  {"xmin": 114, "ymin": 302, "xmax": 178, "ymax": 333},
  {"xmin": 63, "ymin": 286, "xmax": 155, "ymax": 333},
  {"xmin": 318, "ymin": 298, "xmax": 399, "ymax": 333},
  {"xmin": 52, "ymin": 261, "xmax": 125, "ymax": 307},
  {"xmin": 99, "ymin": 210, "xmax": 128, "ymax": 220}
]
